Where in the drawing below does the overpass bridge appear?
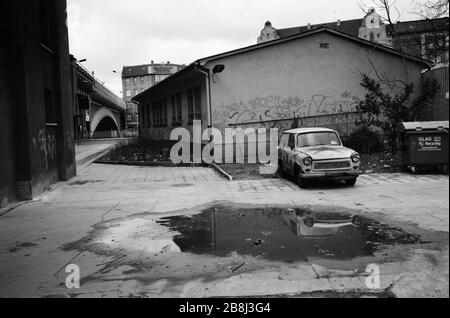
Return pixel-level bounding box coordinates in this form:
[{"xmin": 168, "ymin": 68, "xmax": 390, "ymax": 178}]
[{"xmin": 72, "ymin": 58, "xmax": 126, "ymax": 140}]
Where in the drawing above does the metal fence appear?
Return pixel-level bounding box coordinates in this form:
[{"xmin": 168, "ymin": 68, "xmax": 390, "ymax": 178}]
[{"xmin": 422, "ymin": 64, "xmax": 449, "ymax": 121}]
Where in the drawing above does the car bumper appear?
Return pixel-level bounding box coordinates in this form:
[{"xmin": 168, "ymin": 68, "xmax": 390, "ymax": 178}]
[{"xmin": 301, "ymin": 170, "xmax": 360, "ymax": 180}]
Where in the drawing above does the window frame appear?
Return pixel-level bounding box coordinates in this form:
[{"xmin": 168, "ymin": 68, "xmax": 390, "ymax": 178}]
[
  {"xmin": 152, "ymin": 99, "xmax": 168, "ymax": 128},
  {"xmin": 279, "ymin": 134, "xmax": 290, "ymax": 147},
  {"xmin": 187, "ymin": 85, "xmax": 201, "ymax": 124},
  {"xmin": 39, "ymin": 0, "xmax": 56, "ymax": 50},
  {"xmin": 296, "ymin": 131, "xmax": 342, "ymax": 148},
  {"xmin": 287, "ymin": 134, "xmax": 295, "ymax": 149},
  {"xmin": 170, "ymin": 92, "xmax": 183, "ymax": 127}
]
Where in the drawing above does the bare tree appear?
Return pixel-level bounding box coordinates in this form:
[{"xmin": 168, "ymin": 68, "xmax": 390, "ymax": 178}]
[
  {"xmin": 358, "ymin": 0, "xmax": 411, "ymax": 82},
  {"xmin": 411, "ymin": 0, "xmax": 449, "ymax": 63},
  {"xmin": 356, "ymin": 1, "xmax": 440, "ymax": 153},
  {"xmin": 414, "ymin": 0, "xmax": 449, "ymax": 19}
]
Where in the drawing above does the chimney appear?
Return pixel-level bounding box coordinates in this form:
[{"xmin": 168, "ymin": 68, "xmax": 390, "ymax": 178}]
[
  {"xmin": 337, "ymin": 19, "xmax": 341, "ymax": 26},
  {"xmin": 151, "ymin": 60, "xmax": 154, "ymax": 64},
  {"xmin": 307, "ymin": 23, "xmax": 311, "ymax": 30},
  {"xmin": 167, "ymin": 61, "xmax": 170, "ymax": 64}
]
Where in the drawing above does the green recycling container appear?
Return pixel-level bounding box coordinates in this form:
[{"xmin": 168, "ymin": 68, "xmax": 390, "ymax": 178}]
[{"xmin": 399, "ymin": 121, "xmax": 449, "ymax": 169}]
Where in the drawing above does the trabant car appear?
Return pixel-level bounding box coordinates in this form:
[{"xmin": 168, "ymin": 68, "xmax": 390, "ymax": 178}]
[{"xmin": 278, "ymin": 128, "xmax": 361, "ymax": 188}]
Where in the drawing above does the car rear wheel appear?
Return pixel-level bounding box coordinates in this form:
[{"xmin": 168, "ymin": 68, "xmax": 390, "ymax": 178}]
[
  {"xmin": 278, "ymin": 160, "xmax": 285, "ymax": 178},
  {"xmin": 345, "ymin": 177, "xmax": 357, "ymax": 186}
]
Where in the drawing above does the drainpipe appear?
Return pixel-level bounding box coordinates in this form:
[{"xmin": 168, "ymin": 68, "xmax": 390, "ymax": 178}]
[
  {"xmin": 131, "ymin": 100, "xmax": 140, "ymax": 137},
  {"xmin": 195, "ymin": 65, "xmax": 212, "ymax": 128}
]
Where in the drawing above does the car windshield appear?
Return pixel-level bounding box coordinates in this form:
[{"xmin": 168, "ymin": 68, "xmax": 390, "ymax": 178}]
[{"xmin": 297, "ymin": 132, "xmax": 341, "ymax": 147}]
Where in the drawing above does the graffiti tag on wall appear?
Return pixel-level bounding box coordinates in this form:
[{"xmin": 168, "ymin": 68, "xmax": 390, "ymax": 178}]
[
  {"xmin": 213, "ymin": 93, "xmax": 361, "ymax": 135},
  {"xmin": 33, "ymin": 129, "xmax": 57, "ymax": 170}
]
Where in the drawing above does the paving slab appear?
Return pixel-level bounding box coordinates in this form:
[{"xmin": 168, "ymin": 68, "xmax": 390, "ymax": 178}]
[{"xmin": 0, "ymin": 164, "xmax": 448, "ymax": 298}]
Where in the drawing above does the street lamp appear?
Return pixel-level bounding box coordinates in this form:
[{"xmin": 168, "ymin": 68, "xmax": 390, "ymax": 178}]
[{"xmin": 212, "ymin": 64, "xmax": 225, "ymax": 82}]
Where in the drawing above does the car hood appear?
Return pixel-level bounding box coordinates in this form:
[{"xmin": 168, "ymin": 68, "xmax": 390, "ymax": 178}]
[{"xmin": 299, "ymin": 146, "xmax": 355, "ymax": 160}]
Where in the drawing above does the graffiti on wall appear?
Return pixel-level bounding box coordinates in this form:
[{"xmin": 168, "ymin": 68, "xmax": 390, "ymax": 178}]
[
  {"xmin": 213, "ymin": 93, "xmax": 361, "ymax": 136},
  {"xmin": 33, "ymin": 129, "xmax": 57, "ymax": 170},
  {"xmin": 232, "ymin": 112, "xmax": 361, "ymax": 139}
]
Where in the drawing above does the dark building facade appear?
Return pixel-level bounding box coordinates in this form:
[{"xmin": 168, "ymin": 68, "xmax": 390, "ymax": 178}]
[
  {"xmin": 121, "ymin": 62, "xmax": 185, "ymax": 132},
  {"xmin": 0, "ymin": 0, "xmax": 76, "ymax": 208}
]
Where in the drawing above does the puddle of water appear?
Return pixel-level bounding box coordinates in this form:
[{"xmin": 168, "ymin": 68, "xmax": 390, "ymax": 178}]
[{"xmin": 157, "ymin": 206, "xmax": 420, "ymax": 263}]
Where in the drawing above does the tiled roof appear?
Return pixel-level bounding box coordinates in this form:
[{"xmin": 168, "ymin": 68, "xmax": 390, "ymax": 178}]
[
  {"xmin": 422, "ymin": 62, "xmax": 449, "ymax": 73},
  {"xmin": 121, "ymin": 63, "xmax": 185, "ymax": 77},
  {"xmin": 277, "ymin": 18, "xmax": 363, "ymax": 38},
  {"xmin": 276, "ymin": 17, "xmax": 449, "ymax": 39},
  {"xmin": 387, "ymin": 17, "xmax": 449, "ymax": 35},
  {"xmin": 122, "ymin": 64, "xmax": 150, "ymax": 77}
]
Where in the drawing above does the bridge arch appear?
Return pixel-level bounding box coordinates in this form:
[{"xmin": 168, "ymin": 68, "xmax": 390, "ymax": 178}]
[{"xmin": 90, "ymin": 107, "xmax": 120, "ymax": 138}]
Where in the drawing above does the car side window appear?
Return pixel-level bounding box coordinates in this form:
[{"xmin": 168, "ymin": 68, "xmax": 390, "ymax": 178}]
[
  {"xmin": 288, "ymin": 134, "xmax": 295, "ymax": 149},
  {"xmin": 279, "ymin": 134, "xmax": 289, "ymax": 147}
]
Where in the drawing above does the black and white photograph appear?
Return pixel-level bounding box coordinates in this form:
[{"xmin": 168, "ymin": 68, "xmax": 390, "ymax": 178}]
[{"xmin": 0, "ymin": 0, "xmax": 449, "ymax": 303}]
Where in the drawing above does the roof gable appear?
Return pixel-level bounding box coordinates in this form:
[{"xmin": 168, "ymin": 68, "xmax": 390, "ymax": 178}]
[
  {"xmin": 198, "ymin": 27, "xmax": 430, "ymax": 67},
  {"xmin": 133, "ymin": 26, "xmax": 432, "ymax": 102}
]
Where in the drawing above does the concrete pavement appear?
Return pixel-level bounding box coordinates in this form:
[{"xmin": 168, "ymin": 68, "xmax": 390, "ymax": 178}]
[
  {"xmin": 75, "ymin": 138, "xmax": 129, "ymax": 169},
  {"xmin": 0, "ymin": 164, "xmax": 448, "ymax": 298}
]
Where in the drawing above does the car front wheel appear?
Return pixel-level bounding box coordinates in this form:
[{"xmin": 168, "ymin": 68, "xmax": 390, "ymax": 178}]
[
  {"xmin": 296, "ymin": 174, "xmax": 309, "ymax": 188},
  {"xmin": 345, "ymin": 177, "xmax": 357, "ymax": 186}
]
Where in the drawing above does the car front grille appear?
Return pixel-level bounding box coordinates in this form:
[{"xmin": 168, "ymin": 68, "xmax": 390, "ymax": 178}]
[{"xmin": 313, "ymin": 160, "xmax": 351, "ymax": 170}]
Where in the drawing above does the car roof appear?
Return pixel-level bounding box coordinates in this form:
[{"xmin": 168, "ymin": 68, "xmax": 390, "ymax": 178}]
[{"xmin": 283, "ymin": 127, "xmax": 337, "ymax": 134}]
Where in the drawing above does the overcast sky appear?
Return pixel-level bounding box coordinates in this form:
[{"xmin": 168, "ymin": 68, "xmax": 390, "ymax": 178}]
[{"xmin": 67, "ymin": 0, "xmax": 424, "ymax": 97}]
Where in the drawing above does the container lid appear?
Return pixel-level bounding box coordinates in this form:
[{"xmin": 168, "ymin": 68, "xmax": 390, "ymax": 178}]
[{"xmin": 400, "ymin": 121, "xmax": 449, "ymax": 131}]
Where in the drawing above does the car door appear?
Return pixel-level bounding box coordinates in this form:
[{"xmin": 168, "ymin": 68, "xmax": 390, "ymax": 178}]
[
  {"xmin": 278, "ymin": 133, "xmax": 290, "ymax": 168},
  {"xmin": 286, "ymin": 133, "xmax": 297, "ymax": 172}
]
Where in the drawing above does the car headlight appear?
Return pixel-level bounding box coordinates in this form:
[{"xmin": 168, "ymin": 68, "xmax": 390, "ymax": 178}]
[
  {"xmin": 303, "ymin": 217, "xmax": 314, "ymax": 228},
  {"xmin": 352, "ymin": 215, "xmax": 362, "ymax": 226},
  {"xmin": 303, "ymin": 157, "xmax": 312, "ymax": 166},
  {"xmin": 351, "ymin": 153, "xmax": 361, "ymax": 163}
]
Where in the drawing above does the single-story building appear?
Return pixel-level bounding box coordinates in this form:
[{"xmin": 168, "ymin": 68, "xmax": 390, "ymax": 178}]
[{"xmin": 132, "ymin": 27, "xmax": 431, "ymax": 143}]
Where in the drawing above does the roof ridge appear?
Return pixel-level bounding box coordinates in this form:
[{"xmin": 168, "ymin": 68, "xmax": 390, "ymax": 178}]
[
  {"xmin": 197, "ymin": 27, "xmax": 430, "ymax": 67},
  {"xmin": 278, "ymin": 16, "xmax": 449, "ymax": 32},
  {"xmin": 277, "ymin": 18, "xmax": 363, "ymax": 30}
]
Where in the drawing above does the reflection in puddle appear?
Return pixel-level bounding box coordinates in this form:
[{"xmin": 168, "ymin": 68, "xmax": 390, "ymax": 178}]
[{"xmin": 157, "ymin": 206, "xmax": 420, "ymax": 263}]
